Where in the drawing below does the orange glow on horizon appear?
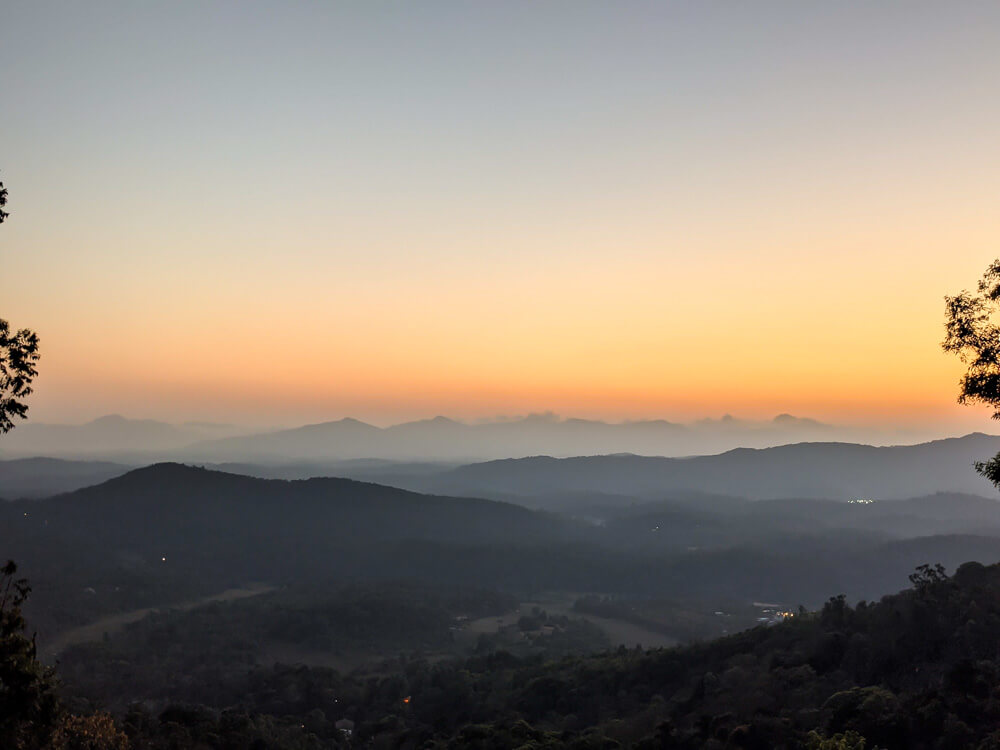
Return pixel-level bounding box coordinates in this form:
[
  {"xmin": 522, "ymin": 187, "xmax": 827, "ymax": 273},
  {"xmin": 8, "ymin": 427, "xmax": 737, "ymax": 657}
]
[{"xmin": 4, "ymin": 3, "xmax": 1000, "ymax": 434}]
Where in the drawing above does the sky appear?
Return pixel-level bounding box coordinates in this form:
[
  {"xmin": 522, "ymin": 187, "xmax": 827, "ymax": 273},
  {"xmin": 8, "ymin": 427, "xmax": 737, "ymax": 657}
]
[{"xmin": 2, "ymin": 2, "xmax": 1000, "ymax": 432}]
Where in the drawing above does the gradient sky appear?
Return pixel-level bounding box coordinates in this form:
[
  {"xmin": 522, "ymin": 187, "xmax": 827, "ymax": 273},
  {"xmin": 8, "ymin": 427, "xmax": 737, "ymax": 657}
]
[{"xmin": 3, "ymin": 2, "xmax": 1000, "ymax": 431}]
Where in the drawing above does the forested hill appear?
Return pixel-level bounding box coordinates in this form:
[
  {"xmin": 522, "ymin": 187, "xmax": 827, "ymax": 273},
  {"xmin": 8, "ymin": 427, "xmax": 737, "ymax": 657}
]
[
  {"xmin": 8, "ymin": 462, "xmax": 574, "ymax": 551},
  {"xmin": 414, "ymin": 433, "xmax": 1000, "ymax": 500},
  {"xmin": 2, "ymin": 463, "xmax": 586, "ymax": 636},
  {"xmin": 10, "ymin": 462, "xmax": 1000, "ymax": 644},
  {"xmin": 425, "ymin": 559, "xmax": 1000, "ymax": 749},
  {"xmin": 56, "ymin": 561, "xmax": 1000, "ymax": 748}
]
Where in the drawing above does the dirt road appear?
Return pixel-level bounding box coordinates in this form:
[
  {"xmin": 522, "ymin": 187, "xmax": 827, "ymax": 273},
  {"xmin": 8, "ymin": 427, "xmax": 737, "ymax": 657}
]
[{"xmin": 43, "ymin": 584, "xmax": 276, "ymax": 657}]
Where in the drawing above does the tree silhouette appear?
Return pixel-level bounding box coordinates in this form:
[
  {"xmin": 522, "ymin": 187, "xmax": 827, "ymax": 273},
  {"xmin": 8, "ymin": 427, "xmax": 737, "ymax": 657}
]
[
  {"xmin": 0, "ymin": 321, "xmax": 40, "ymax": 435},
  {"xmin": 0, "ymin": 176, "xmax": 41, "ymax": 434},
  {"xmin": 0, "ymin": 561, "xmax": 61, "ymax": 749},
  {"xmin": 0, "ymin": 561, "xmax": 129, "ymax": 750},
  {"xmin": 0, "ymin": 177, "xmax": 127, "ymax": 747},
  {"xmin": 943, "ymin": 259, "xmax": 1000, "ymax": 487}
]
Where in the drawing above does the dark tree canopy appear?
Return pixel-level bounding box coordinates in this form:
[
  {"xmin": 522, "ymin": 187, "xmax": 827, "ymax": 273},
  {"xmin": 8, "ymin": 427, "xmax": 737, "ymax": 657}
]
[
  {"xmin": 0, "ymin": 322, "xmax": 40, "ymax": 435},
  {"xmin": 943, "ymin": 259, "xmax": 1000, "ymax": 486},
  {"xmin": 0, "ymin": 561, "xmax": 61, "ymax": 749},
  {"xmin": 0, "ymin": 177, "xmax": 41, "ymax": 434},
  {"xmin": 0, "ymin": 562, "xmax": 128, "ymax": 749}
]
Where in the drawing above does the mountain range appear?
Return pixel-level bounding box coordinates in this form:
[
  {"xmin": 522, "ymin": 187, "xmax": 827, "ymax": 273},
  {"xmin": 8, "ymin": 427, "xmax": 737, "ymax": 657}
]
[
  {"xmin": 389, "ymin": 433, "xmax": 1000, "ymax": 503},
  {"xmin": 4, "ymin": 432, "xmax": 1000, "ymax": 502},
  {"xmin": 0, "ymin": 412, "xmax": 945, "ymax": 462},
  {"xmin": 9, "ymin": 462, "xmax": 1000, "ymax": 644}
]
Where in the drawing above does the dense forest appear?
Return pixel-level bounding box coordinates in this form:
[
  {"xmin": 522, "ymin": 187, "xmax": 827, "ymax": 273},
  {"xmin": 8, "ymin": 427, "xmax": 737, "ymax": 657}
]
[{"xmin": 8, "ymin": 558, "xmax": 1000, "ymax": 748}]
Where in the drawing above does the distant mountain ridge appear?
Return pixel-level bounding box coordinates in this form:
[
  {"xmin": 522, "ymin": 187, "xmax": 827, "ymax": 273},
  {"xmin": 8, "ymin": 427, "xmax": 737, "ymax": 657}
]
[
  {"xmin": 397, "ymin": 433, "xmax": 1000, "ymax": 501},
  {"xmin": 184, "ymin": 413, "xmax": 867, "ymax": 462},
  {"xmin": 5, "ymin": 432, "xmax": 1000, "ymax": 503},
  {"xmin": 9, "ymin": 462, "xmax": 1000, "ymax": 640},
  {"xmin": 0, "ymin": 412, "xmax": 934, "ymax": 462}
]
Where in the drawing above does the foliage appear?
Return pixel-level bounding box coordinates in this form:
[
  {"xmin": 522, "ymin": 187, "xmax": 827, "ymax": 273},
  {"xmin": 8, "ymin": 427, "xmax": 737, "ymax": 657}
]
[
  {"xmin": 51, "ymin": 713, "xmax": 129, "ymax": 750},
  {"xmin": 0, "ymin": 175, "xmax": 41, "ymax": 435},
  {"xmin": 805, "ymin": 730, "xmax": 873, "ymax": 750},
  {"xmin": 119, "ymin": 704, "xmax": 333, "ymax": 749},
  {"xmin": 0, "ymin": 560, "xmax": 63, "ymax": 748},
  {"xmin": 0, "ymin": 320, "xmax": 40, "ymax": 434},
  {"xmin": 944, "ymin": 258, "xmax": 1000, "ymax": 486},
  {"xmin": 46, "ymin": 559, "xmax": 1000, "ymax": 748},
  {"xmin": 56, "ymin": 582, "xmax": 518, "ymax": 710},
  {"xmin": 1, "ymin": 561, "xmax": 133, "ymax": 749}
]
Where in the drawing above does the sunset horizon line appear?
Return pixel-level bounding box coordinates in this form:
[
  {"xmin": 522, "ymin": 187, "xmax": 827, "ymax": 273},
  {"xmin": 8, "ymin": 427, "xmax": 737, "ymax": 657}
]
[{"xmin": 12, "ymin": 409, "xmax": 996, "ymax": 435}]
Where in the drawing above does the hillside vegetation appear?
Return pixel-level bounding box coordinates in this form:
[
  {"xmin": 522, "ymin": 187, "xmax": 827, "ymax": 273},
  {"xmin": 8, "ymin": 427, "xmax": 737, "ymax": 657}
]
[
  {"xmin": 7, "ymin": 464, "xmax": 1000, "ymax": 646},
  {"xmin": 40, "ymin": 560, "xmax": 1000, "ymax": 749}
]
